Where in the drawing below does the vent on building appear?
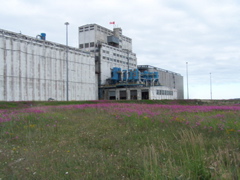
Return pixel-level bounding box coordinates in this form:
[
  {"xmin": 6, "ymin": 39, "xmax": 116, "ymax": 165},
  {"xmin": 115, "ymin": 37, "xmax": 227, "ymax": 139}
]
[{"xmin": 107, "ymin": 35, "xmax": 119, "ymax": 48}]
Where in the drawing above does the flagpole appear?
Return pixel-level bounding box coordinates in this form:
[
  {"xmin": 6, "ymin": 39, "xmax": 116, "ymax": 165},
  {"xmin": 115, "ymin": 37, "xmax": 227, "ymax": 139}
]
[{"xmin": 109, "ymin": 21, "xmax": 115, "ymax": 29}]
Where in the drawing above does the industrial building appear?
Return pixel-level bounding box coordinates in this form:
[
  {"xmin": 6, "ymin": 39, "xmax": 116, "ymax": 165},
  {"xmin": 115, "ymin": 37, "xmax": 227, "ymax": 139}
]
[
  {"xmin": 0, "ymin": 23, "xmax": 183, "ymax": 101},
  {"xmin": 79, "ymin": 24, "xmax": 183, "ymax": 100},
  {"xmin": 0, "ymin": 29, "xmax": 96, "ymax": 101}
]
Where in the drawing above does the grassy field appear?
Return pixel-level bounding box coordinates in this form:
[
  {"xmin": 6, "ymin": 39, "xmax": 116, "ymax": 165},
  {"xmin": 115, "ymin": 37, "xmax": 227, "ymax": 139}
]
[{"xmin": 0, "ymin": 100, "xmax": 240, "ymax": 179}]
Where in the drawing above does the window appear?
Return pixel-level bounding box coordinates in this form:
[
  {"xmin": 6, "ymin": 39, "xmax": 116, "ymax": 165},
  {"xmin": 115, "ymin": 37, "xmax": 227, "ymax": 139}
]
[
  {"xmin": 90, "ymin": 42, "xmax": 94, "ymax": 47},
  {"xmin": 85, "ymin": 43, "xmax": 89, "ymax": 48},
  {"xmin": 79, "ymin": 44, "xmax": 84, "ymax": 48}
]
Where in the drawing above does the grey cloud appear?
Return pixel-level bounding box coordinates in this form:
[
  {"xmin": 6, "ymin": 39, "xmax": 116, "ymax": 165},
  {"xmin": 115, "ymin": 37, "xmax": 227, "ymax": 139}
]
[{"xmin": 1, "ymin": 0, "xmax": 240, "ymax": 99}]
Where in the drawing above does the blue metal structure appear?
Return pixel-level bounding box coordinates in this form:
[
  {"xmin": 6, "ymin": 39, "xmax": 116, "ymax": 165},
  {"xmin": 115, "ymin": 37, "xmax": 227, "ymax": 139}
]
[
  {"xmin": 111, "ymin": 67, "xmax": 121, "ymax": 83},
  {"xmin": 132, "ymin": 69, "xmax": 140, "ymax": 81},
  {"xmin": 110, "ymin": 67, "xmax": 160, "ymax": 86},
  {"xmin": 40, "ymin": 33, "xmax": 46, "ymax": 40}
]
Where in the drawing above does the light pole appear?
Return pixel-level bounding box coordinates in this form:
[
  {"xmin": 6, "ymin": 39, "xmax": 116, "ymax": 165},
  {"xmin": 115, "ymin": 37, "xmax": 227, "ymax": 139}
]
[
  {"xmin": 123, "ymin": 49, "xmax": 130, "ymax": 80},
  {"xmin": 65, "ymin": 22, "xmax": 69, "ymax": 101},
  {"xmin": 186, "ymin": 62, "xmax": 189, "ymax": 99},
  {"xmin": 210, "ymin": 72, "xmax": 212, "ymax": 100}
]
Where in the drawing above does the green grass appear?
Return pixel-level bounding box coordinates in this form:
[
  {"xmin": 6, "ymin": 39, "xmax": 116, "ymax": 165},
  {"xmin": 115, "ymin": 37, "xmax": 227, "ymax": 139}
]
[
  {"xmin": 0, "ymin": 101, "xmax": 240, "ymax": 179},
  {"xmin": 1, "ymin": 99, "xmax": 239, "ymax": 110}
]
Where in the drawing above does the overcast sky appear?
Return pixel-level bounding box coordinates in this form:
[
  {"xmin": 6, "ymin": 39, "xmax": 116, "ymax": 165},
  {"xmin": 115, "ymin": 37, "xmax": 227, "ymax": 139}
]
[{"xmin": 1, "ymin": 0, "xmax": 239, "ymax": 99}]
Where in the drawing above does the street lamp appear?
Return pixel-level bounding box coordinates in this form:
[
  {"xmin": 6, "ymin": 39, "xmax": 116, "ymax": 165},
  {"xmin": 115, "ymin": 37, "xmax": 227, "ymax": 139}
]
[
  {"xmin": 123, "ymin": 49, "xmax": 130, "ymax": 80},
  {"xmin": 210, "ymin": 72, "xmax": 212, "ymax": 100},
  {"xmin": 186, "ymin": 62, "xmax": 189, "ymax": 99},
  {"xmin": 65, "ymin": 22, "xmax": 69, "ymax": 101}
]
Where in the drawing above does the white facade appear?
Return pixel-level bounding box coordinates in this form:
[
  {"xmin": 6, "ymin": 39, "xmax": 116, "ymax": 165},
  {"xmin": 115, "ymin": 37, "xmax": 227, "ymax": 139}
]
[
  {"xmin": 0, "ymin": 29, "xmax": 97, "ymax": 101},
  {"xmin": 148, "ymin": 86, "xmax": 177, "ymax": 100},
  {"xmin": 103, "ymin": 86, "xmax": 177, "ymax": 100}
]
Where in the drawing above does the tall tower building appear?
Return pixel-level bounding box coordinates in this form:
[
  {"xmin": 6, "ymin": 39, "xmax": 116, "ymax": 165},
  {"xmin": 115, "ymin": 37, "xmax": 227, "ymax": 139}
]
[{"xmin": 79, "ymin": 25, "xmax": 137, "ymax": 81}]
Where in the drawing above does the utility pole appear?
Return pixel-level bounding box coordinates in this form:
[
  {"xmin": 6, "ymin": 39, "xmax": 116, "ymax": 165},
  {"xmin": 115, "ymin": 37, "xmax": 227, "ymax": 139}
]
[
  {"xmin": 210, "ymin": 72, "xmax": 212, "ymax": 100},
  {"xmin": 186, "ymin": 62, "xmax": 189, "ymax": 99}
]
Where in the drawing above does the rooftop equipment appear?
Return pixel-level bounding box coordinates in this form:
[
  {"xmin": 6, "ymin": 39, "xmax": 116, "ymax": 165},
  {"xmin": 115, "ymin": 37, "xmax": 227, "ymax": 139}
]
[
  {"xmin": 110, "ymin": 67, "xmax": 160, "ymax": 86},
  {"xmin": 36, "ymin": 33, "xmax": 46, "ymax": 40},
  {"xmin": 40, "ymin": 33, "xmax": 46, "ymax": 40}
]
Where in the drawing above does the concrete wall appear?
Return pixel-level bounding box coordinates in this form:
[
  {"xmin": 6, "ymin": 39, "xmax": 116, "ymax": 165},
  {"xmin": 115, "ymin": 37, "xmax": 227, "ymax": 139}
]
[
  {"xmin": 158, "ymin": 71, "xmax": 183, "ymax": 99},
  {"xmin": 0, "ymin": 29, "xmax": 96, "ymax": 101}
]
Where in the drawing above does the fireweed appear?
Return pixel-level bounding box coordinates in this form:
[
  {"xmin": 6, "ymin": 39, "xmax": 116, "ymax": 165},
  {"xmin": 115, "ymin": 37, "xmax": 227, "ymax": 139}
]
[
  {"xmin": 0, "ymin": 102, "xmax": 239, "ymax": 179},
  {"xmin": 1, "ymin": 103, "xmax": 240, "ymax": 132}
]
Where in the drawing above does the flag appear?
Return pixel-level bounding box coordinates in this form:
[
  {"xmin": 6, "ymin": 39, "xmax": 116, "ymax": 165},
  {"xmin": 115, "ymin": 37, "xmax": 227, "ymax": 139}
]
[{"xmin": 109, "ymin": 21, "xmax": 115, "ymax": 24}]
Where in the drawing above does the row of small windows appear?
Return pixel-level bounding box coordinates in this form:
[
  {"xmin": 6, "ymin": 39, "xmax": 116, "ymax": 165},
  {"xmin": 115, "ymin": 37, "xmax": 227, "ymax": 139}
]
[
  {"xmin": 114, "ymin": 54, "xmax": 135, "ymax": 61},
  {"xmin": 102, "ymin": 50, "xmax": 110, "ymax": 54},
  {"xmin": 113, "ymin": 53, "xmax": 128, "ymax": 59},
  {"xmin": 79, "ymin": 25, "xmax": 95, "ymax": 32},
  {"xmin": 101, "ymin": 44, "xmax": 136, "ymax": 57},
  {"xmin": 102, "ymin": 49, "xmax": 136, "ymax": 60},
  {"xmin": 121, "ymin": 36, "xmax": 131, "ymax": 43},
  {"xmin": 156, "ymin": 90, "xmax": 173, "ymax": 96},
  {"xmin": 79, "ymin": 44, "xmax": 136, "ymax": 62},
  {"xmin": 97, "ymin": 26, "xmax": 112, "ymax": 35},
  {"xmin": 79, "ymin": 42, "xmax": 94, "ymax": 49},
  {"xmin": 102, "ymin": 56, "xmax": 136, "ymax": 66}
]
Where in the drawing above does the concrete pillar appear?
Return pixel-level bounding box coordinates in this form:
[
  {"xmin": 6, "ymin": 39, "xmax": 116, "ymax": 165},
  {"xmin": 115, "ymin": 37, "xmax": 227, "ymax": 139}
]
[
  {"xmin": 116, "ymin": 89, "xmax": 120, "ymax": 100},
  {"xmin": 127, "ymin": 89, "xmax": 130, "ymax": 100},
  {"xmin": 104, "ymin": 89, "xmax": 108, "ymax": 100},
  {"xmin": 137, "ymin": 89, "xmax": 142, "ymax": 100}
]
